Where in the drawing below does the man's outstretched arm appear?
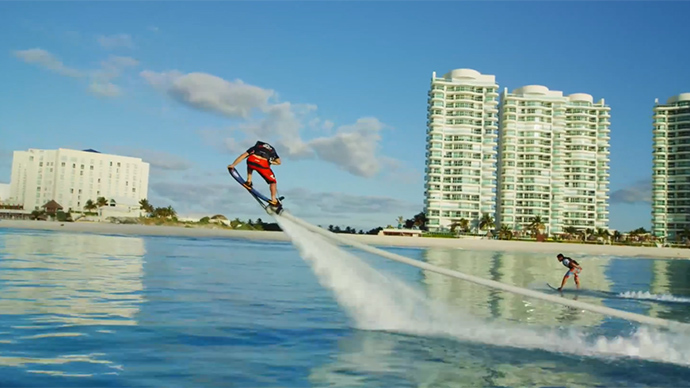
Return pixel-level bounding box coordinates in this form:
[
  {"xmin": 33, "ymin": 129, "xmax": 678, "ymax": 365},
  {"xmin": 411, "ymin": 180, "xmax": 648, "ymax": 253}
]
[{"xmin": 228, "ymin": 152, "xmax": 249, "ymax": 169}]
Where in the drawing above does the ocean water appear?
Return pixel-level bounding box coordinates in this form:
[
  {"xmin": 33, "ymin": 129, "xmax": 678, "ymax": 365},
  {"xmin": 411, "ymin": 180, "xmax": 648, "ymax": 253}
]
[{"xmin": 1, "ymin": 217, "xmax": 690, "ymax": 388}]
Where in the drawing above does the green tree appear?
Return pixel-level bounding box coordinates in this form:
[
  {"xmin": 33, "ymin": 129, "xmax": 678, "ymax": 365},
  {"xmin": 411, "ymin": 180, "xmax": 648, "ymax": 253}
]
[
  {"xmin": 84, "ymin": 199, "xmax": 97, "ymax": 212},
  {"xmin": 529, "ymin": 216, "xmax": 545, "ymax": 236},
  {"xmin": 478, "ymin": 213, "xmax": 494, "ymax": 231},
  {"xmin": 139, "ymin": 198, "xmax": 154, "ymax": 215},
  {"xmin": 498, "ymin": 225, "xmax": 513, "ymax": 240}
]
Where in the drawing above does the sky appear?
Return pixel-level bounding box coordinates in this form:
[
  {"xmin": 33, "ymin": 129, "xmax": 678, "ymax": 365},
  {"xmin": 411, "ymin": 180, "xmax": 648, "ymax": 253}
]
[{"xmin": 0, "ymin": 1, "xmax": 688, "ymax": 231}]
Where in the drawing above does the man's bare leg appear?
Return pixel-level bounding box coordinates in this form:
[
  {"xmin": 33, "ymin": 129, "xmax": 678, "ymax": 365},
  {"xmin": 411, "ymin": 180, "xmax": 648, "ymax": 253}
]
[
  {"xmin": 558, "ymin": 275, "xmax": 569, "ymax": 291},
  {"xmin": 246, "ymin": 169, "xmax": 253, "ymax": 185},
  {"xmin": 270, "ymin": 183, "xmax": 277, "ymax": 202}
]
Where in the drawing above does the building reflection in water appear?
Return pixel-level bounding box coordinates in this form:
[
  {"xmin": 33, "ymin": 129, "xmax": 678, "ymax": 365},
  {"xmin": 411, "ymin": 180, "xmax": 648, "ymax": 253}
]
[
  {"xmin": 419, "ymin": 249, "xmax": 612, "ymax": 327},
  {"xmin": 307, "ymin": 330, "xmax": 600, "ymax": 388},
  {"xmin": 646, "ymin": 259, "xmax": 690, "ymax": 322},
  {"xmin": 0, "ymin": 230, "xmax": 145, "ymax": 326}
]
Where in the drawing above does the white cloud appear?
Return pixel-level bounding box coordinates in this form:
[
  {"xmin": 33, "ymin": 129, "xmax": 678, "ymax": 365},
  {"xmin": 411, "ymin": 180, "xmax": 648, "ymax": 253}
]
[
  {"xmin": 611, "ymin": 178, "xmax": 651, "ymax": 204},
  {"xmin": 109, "ymin": 148, "xmax": 193, "ymax": 172},
  {"xmin": 89, "ymin": 55, "xmax": 140, "ymax": 97},
  {"xmin": 140, "ymin": 69, "xmax": 406, "ymax": 179},
  {"xmin": 88, "ymin": 82, "xmax": 121, "ymax": 97},
  {"xmin": 13, "ymin": 48, "xmax": 139, "ymax": 98},
  {"xmin": 141, "ymin": 71, "xmax": 275, "ymax": 118},
  {"xmin": 308, "ymin": 117, "xmax": 385, "ymax": 178},
  {"xmin": 97, "ymin": 34, "xmax": 134, "ymax": 49},
  {"xmin": 13, "ymin": 48, "xmax": 83, "ymax": 77}
]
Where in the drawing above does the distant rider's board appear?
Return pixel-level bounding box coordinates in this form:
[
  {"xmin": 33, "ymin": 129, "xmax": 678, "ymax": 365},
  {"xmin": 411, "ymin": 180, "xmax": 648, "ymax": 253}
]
[
  {"xmin": 228, "ymin": 167, "xmax": 284, "ymax": 215},
  {"xmin": 547, "ymin": 283, "xmax": 561, "ymax": 292}
]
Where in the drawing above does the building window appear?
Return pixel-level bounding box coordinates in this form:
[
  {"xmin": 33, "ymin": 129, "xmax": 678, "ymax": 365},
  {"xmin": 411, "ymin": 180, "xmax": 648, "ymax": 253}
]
[
  {"xmin": 132, "ymin": 188, "xmax": 136, "ymax": 193},
  {"xmin": 61, "ymin": 162, "xmax": 65, "ymax": 167}
]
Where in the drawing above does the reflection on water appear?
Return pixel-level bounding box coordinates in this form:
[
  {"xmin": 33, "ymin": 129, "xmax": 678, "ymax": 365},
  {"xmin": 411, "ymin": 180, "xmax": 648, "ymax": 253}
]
[
  {"xmin": 0, "ymin": 230, "xmax": 145, "ymax": 326},
  {"xmin": 419, "ymin": 249, "xmax": 612, "ymax": 327},
  {"xmin": 308, "ymin": 331, "xmax": 601, "ymax": 388},
  {"xmin": 0, "ymin": 229, "xmax": 145, "ymax": 376}
]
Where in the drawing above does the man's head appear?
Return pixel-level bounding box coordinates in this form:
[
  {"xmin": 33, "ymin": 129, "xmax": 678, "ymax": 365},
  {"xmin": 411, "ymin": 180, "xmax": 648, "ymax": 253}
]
[
  {"xmin": 557, "ymin": 253, "xmax": 564, "ymax": 261},
  {"xmin": 256, "ymin": 140, "xmax": 273, "ymax": 149}
]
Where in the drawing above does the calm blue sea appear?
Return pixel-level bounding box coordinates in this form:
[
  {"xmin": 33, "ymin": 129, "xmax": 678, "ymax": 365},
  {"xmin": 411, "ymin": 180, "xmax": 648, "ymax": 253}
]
[{"xmin": 1, "ymin": 220, "xmax": 690, "ymax": 388}]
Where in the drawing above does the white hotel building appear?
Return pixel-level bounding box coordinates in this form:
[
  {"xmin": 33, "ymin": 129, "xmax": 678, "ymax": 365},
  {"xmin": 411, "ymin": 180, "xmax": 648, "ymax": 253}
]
[
  {"xmin": 424, "ymin": 69, "xmax": 500, "ymax": 232},
  {"xmin": 652, "ymin": 93, "xmax": 690, "ymax": 240},
  {"xmin": 9, "ymin": 148, "xmax": 150, "ymax": 213},
  {"xmin": 497, "ymin": 85, "xmax": 611, "ymax": 234},
  {"xmin": 424, "ymin": 68, "xmax": 611, "ymax": 234}
]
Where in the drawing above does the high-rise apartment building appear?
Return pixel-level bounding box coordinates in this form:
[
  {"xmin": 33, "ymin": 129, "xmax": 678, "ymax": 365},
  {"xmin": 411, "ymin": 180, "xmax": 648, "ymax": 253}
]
[
  {"xmin": 652, "ymin": 93, "xmax": 690, "ymax": 240},
  {"xmin": 497, "ymin": 85, "xmax": 611, "ymax": 234},
  {"xmin": 424, "ymin": 69, "xmax": 500, "ymax": 232},
  {"xmin": 9, "ymin": 148, "xmax": 150, "ymax": 212}
]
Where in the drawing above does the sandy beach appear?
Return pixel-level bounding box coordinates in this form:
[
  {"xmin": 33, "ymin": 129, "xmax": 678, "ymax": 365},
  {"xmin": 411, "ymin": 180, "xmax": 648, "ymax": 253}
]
[{"xmin": 1, "ymin": 219, "xmax": 689, "ymax": 260}]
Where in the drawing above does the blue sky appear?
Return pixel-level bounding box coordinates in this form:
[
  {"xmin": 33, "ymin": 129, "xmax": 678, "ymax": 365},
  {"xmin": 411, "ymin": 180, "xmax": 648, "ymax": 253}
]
[{"xmin": 0, "ymin": 1, "xmax": 688, "ymax": 231}]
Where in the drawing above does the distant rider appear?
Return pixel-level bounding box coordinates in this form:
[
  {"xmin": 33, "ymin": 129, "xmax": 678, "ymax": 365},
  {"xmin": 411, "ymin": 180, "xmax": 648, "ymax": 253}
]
[
  {"xmin": 556, "ymin": 253, "xmax": 582, "ymax": 291},
  {"xmin": 228, "ymin": 140, "xmax": 282, "ymax": 206}
]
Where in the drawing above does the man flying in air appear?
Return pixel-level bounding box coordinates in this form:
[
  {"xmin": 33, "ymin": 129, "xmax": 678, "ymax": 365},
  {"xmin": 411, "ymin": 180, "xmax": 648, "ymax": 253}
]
[{"xmin": 228, "ymin": 141, "xmax": 282, "ymax": 206}]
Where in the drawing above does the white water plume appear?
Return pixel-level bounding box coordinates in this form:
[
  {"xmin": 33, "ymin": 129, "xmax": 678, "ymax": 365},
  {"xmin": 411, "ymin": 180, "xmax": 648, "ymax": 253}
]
[
  {"xmin": 618, "ymin": 291, "xmax": 690, "ymax": 304},
  {"xmin": 275, "ymin": 215, "xmax": 690, "ymax": 367}
]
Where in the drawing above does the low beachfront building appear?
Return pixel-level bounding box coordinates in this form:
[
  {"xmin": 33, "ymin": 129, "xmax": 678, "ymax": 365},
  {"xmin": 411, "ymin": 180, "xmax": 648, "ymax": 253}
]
[{"xmin": 9, "ymin": 148, "xmax": 150, "ymax": 216}]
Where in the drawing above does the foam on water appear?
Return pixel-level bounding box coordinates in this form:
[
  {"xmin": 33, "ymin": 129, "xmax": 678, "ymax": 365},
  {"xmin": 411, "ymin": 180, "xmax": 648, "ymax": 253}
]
[
  {"xmin": 618, "ymin": 291, "xmax": 690, "ymax": 304},
  {"xmin": 275, "ymin": 215, "xmax": 690, "ymax": 367}
]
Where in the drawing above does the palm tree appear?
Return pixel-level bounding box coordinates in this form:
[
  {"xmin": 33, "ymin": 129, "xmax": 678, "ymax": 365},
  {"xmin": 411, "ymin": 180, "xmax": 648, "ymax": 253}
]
[
  {"xmin": 478, "ymin": 213, "xmax": 494, "ymax": 231},
  {"xmin": 612, "ymin": 230, "xmax": 622, "ymax": 243},
  {"xmin": 449, "ymin": 221, "xmax": 461, "ymax": 235},
  {"xmin": 83, "ymin": 199, "xmax": 97, "ymax": 212},
  {"xmin": 459, "ymin": 218, "xmax": 469, "ymax": 233},
  {"xmin": 449, "ymin": 218, "xmax": 470, "ymax": 235},
  {"xmin": 498, "ymin": 225, "xmax": 513, "ymax": 240},
  {"xmin": 596, "ymin": 228, "xmax": 611, "ymax": 242},
  {"xmin": 396, "ymin": 216, "xmax": 404, "ymax": 229},
  {"xmin": 529, "ymin": 216, "xmax": 545, "ymax": 236},
  {"xmin": 677, "ymin": 228, "xmax": 690, "ymax": 245},
  {"xmin": 413, "ymin": 212, "xmax": 428, "ymax": 230},
  {"xmin": 139, "ymin": 198, "xmax": 154, "ymax": 216},
  {"xmin": 166, "ymin": 205, "xmax": 177, "ymax": 219},
  {"xmin": 96, "ymin": 196, "xmax": 108, "ymax": 208}
]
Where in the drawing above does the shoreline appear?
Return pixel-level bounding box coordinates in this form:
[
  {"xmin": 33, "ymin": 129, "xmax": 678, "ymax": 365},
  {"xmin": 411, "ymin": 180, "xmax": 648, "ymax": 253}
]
[{"xmin": 1, "ymin": 219, "xmax": 689, "ymax": 260}]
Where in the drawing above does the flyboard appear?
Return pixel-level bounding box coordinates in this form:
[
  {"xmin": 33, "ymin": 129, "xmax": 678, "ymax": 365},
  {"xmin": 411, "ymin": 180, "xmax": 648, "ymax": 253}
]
[
  {"xmin": 547, "ymin": 283, "xmax": 561, "ymax": 292},
  {"xmin": 228, "ymin": 167, "xmax": 284, "ymax": 215}
]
